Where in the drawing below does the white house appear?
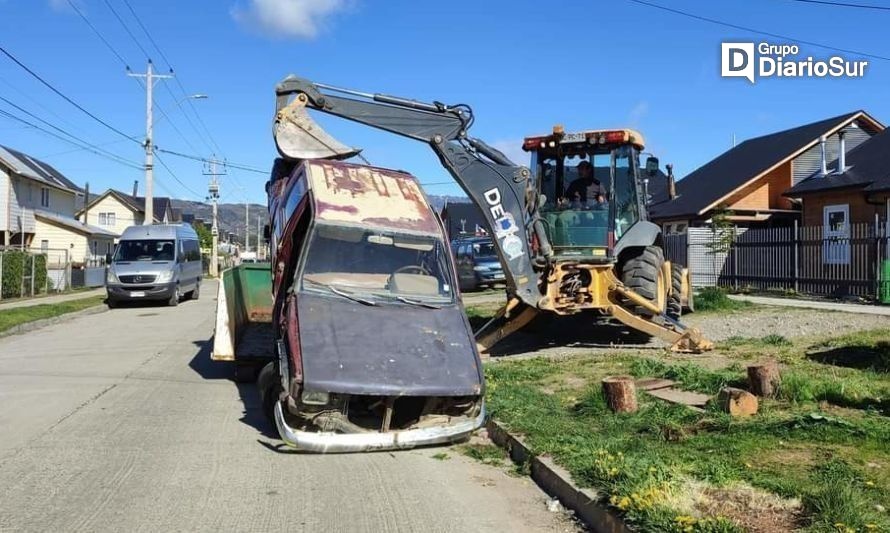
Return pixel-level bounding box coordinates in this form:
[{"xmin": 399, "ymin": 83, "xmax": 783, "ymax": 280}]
[
  {"xmin": 78, "ymin": 188, "xmax": 177, "ymax": 240},
  {"xmin": 0, "ymin": 144, "xmax": 113, "ymax": 263}
]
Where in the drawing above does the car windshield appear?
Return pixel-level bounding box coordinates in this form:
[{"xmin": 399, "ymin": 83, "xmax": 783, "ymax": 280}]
[
  {"xmin": 300, "ymin": 224, "xmax": 454, "ymax": 303},
  {"xmin": 472, "ymin": 241, "xmax": 496, "ymax": 258},
  {"xmin": 114, "ymin": 239, "xmax": 176, "ymax": 262}
]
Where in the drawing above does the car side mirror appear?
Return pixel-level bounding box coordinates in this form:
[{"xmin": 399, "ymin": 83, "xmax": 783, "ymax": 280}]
[{"xmin": 645, "ymin": 156, "xmax": 659, "ymax": 177}]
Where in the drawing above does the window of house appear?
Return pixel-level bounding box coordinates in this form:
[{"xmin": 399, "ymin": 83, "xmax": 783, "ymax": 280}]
[
  {"xmin": 822, "ymin": 204, "xmax": 850, "ymax": 265},
  {"xmin": 40, "ymin": 240, "xmax": 49, "ymax": 252},
  {"xmin": 107, "ymin": 213, "xmax": 115, "ymax": 225},
  {"xmin": 40, "ymin": 187, "xmax": 50, "ymax": 208},
  {"xmin": 98, "ymin": 213, "xmax": 107, "ymax": 225}
]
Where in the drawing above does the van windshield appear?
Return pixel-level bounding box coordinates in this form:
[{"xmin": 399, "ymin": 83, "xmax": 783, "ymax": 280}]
[
  {"xmin": 114, "ymin": 240, "xmax": 176, "ymax": 262},
  {"xmin": 300, "ymin": 224, "xmax": 454, "ymax": 303}
]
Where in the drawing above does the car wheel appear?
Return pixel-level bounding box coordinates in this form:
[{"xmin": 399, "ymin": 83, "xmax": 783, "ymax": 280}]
[
  {"xmin": 189, "ymin": 281, "xmax": 201, "ymax": 301},
  {"xmin": 106, "ymin": 298, "xmax": 118, "ymax": 309},
  {"xmin": 257, "ymin": 362, "xmax": 283, "ymax": 425}
]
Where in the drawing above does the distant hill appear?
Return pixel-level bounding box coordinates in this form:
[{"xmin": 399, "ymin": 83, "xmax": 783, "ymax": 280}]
[{"xmin": 171, "ymin": 193, "xmax": 470, "ymax": 245}]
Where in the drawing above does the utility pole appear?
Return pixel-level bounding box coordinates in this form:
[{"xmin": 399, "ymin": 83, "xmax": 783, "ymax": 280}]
[
  {"xmin": 256, "ymin": 215, "xmax": 262, "ymax": 260},
  {"xmin": 128, "ymin": 60, "xmax": 173, "ymax": 225},
  {"xmin": 204, "ymin": 156, "xmax": 224, "ymax": 277},
  {"xmin": 245, "ymin": 203, "xmax": 249, "ymax": 253}
]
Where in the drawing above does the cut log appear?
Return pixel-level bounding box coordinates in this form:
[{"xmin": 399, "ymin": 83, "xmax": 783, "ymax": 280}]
[
  {"xmin": 602, "ymin": 376, "xmax": 638, "ymax": 413},
  {"xmin": 717, "ymin": 387, "xmax": 758, "ymax": 417},
  {"xmin": 748, "ymin": 362, "xmax": 781, "ymax": 398}
]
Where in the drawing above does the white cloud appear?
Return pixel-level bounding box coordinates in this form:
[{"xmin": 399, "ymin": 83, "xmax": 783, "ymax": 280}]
[
  {"xmin": 49, "ymin": 0, "xmax": 73, "ymax": 12},
  {"xmin": 628, "ymin": 101, "xmax": 649, "ymax": 126},
  {"xmin": 232, "ymin": 0, "xmax": 347, "ymax": 39},
  {"xmin": 489, "ymin": 139, "xmax": 529, "ymax": 167}
]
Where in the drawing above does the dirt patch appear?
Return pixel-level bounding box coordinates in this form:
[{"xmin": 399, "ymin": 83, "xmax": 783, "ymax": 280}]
[{"xmin": 696, "ymin": 485, "xmax": 802, "ymax": 533}]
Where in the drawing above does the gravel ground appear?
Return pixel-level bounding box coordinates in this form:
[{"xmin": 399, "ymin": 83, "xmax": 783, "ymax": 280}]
[{"xmin": 480, "ymin": 306, "xmax": 889, "ymax": 358}]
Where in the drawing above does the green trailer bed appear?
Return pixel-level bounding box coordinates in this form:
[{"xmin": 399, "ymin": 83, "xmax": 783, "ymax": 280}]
[{"xmin": 212, "ymin": 264, "xmax": 274, "ymax": 363}]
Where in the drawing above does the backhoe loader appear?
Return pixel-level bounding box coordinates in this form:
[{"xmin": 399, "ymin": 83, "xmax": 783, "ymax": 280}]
[{"xmin": 270, "ymin": 75, "xmax": 712, "ymax": 353}]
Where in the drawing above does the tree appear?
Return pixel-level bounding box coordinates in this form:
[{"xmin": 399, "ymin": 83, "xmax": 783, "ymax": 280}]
[
  {"xmin": 193, "ymin": 222, "xmax": 212, "ymax": 250},
  {"xmin": 706, "ymin": 206, "xmax": 736, "ymax": 286}
]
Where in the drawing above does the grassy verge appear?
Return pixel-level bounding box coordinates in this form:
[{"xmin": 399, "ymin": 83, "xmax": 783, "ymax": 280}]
[
  {"xmin": 485, "ymin": 329, "xmax": 890, "ymax": 532},
  {"xmin": 694, "ymin": 287, "xmax": 754, "ymax": 313},
  {"xmin": 0, "ymin": 295, "xmax": 106, "ymax": 334}
]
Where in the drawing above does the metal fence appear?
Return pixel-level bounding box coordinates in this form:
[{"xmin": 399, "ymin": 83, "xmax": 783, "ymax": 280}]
[{"xmin": 664, "ymin": 222, "xmax": 890, "ymax": 299}]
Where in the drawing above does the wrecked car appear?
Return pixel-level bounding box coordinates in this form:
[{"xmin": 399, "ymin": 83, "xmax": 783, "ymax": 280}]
[{"xmin": 252, "ymin": 159, "xmax": 484, "ymax": 452}]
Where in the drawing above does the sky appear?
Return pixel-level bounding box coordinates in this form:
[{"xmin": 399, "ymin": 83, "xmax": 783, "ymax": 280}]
[{"xmin": 1, "ymin": 0, "xmax": 889, "ymax": 205}]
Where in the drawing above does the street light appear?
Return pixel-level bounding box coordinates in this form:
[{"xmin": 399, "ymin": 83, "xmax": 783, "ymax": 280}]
[{"xmin": 153, "ymin": 94, "xmax": 209, "ymax": 128}]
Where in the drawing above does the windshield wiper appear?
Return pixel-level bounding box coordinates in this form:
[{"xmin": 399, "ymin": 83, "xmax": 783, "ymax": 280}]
[
  {"xmin": 303, "ymin": 279, "xmax": 376, "ymax": 306},
  {"xmin": 394, "ymin": 296, "xmax": 442, "ymax": 309}
]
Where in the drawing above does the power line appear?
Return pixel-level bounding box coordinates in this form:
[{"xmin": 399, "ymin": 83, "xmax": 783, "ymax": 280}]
[
  {"xmin": 153, "ymin": 150, "xmax": 202, "ymax": 198},
  {"xmin": 0, "ymin": 45, "xmax": 143, "ymax": 142},
  {"xmin": 65, "ymin": 0, "xmax": 130, "ymax": 68},
  {"xmin": 101, "ymin": 0, "xmax": 151, "ymax": 60},
  {"xmin": 155, "ymin": 148, "xmax": 268, "ymax": 174},
  {"xmin": 120, "ymin": 0, "xmax": 173, "ymax": 67},
  {"xmin": 0, "ymin": 107, "xmax": 143, "ymax": 170},
  {"xmin": 625, "ymin": 0, "xmax": 890, "ymax": 61},
  {"xmin": 785, "ymin": 0, "xmax": 890, "ymax": 11},
  {"xmin": 0, "ymin": 94, "xmax": 141, "ymax": 166}
]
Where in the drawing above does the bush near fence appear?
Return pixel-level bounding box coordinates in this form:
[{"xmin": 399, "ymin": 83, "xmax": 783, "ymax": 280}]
[{"xmin": 0, "ymin": 251, "xmax": 49, "ymax": 299}]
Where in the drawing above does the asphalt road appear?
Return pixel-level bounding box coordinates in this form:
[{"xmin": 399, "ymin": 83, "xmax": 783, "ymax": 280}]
[{"xmin": 0, "ymin": 281, "xmax": 573, "ymax": 533}]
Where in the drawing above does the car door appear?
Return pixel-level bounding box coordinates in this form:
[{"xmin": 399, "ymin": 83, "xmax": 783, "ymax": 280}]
[{"xmin": 456, "ymin": 244, "xmax": 472, "ymax": 287}]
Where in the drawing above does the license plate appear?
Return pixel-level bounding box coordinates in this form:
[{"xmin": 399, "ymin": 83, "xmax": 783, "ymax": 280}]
[
  {"xmin": 560, "ymin": 132, "xmax": 586, "ymax": 144},
  {"xmin": 130, "ymin": 291, "xmax": 145, "ymax": 297}
]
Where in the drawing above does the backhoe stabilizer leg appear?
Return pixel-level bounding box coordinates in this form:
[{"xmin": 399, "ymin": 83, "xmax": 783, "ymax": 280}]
[
  {"xmin": 608, "ymin": 303, "xmax": 714, "ymax": 353},
  {"xmin": 474, "ymin": 300, "xmax": 539, "ymax": 356}
]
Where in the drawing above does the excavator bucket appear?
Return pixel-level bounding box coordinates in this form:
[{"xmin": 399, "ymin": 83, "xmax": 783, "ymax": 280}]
[{"xmin": 274, "ymin": 93, "xmax": 361, "ymax": 161}]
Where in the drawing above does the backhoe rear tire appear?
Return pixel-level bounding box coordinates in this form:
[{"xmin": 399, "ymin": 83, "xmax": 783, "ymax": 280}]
[
  {"xmin": 620, "ymin": 246, "xmax": 666, "ymax": 318},
  {"xmin": 667, "ymin": 263, "xmax": 683, "ymax": 320}
]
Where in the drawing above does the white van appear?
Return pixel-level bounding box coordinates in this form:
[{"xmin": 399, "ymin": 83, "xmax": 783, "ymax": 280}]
[{"xmin": 106, "ymin": 224, "xmax": 202, "ymax": 307}]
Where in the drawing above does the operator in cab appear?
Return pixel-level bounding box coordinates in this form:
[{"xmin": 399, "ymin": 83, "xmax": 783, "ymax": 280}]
[{"xmin": 561, "ymin": 160, "xmax": 606, "ymax": 209}]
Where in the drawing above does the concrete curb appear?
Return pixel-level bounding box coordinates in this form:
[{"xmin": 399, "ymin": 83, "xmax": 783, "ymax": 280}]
[
  {"xmin": 485, "ymin": 419, "xmax": 632, "ymax": 533},
  {"xmin": 0, "ymin": 304, "xmax": 108, "ymax": 338}
]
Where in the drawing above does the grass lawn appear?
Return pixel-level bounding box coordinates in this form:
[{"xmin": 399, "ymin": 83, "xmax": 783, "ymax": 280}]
[
  {"xmin": 484, "ymin": 329, "xmax": 890, "ymax": 532},
  {"xmin": 0, "ymin": 295, "xmax": 107, "ymax": 334}
]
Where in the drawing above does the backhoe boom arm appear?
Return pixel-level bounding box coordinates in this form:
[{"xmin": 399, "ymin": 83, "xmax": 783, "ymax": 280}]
[{"xmin": 273, "ymin": 74, "xmax": 542, "ymax": 306}]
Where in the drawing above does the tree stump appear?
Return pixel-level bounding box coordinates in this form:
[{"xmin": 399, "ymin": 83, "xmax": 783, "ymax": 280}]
[
  {"xmin": 602, "ymin": 376, "xmax": 638, "ymax": 413},
  {"xmin": 748, "ymin": 362, "xmax": 781, "ymax": 398},
  {"xmin": 717, "ymin": 387, "xmax": 758, "ymax": 417}
]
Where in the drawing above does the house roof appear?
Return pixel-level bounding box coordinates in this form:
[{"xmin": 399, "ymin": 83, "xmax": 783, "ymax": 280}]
[
  {"xmin": 649, "ymin": 111, "xmax": 882, "ymax": 220},
  {"xmin": 785, "ymin": 128, "xmax": 890, "ymax": 195},
  {"xmin": 78, "ymin": 189, "xmax": 172, "ymax": 223},
  {"xmin": 35, "ymin": 210, "xmax": 118, "ymax": 237},
  {"xmin": 0, "ymin": 144, "xmax": 80, "ymax": 192}
]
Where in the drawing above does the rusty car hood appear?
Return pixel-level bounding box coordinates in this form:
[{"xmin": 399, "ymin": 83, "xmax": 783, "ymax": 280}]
[{"xmin": 296, "ymin": 292, "xmax": 483, "ymax": 397}]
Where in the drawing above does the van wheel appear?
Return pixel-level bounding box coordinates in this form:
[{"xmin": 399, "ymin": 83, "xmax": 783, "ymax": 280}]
[
  {"xmin": 188, "ymin": 282, "xmax": 201, "ymax": 301},
  {"xmin": 257, "ymin": 362, "xmax": 283, "ymax": 425},
  {"xmin": 107, "ymin": 299, "xmax": 118, "ymax": 309},
  {"xmin": 168, "ymin": 285, "xmax": 180, "ymax": 307}
]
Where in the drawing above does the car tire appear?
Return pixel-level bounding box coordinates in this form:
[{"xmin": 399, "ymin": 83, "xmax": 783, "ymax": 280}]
[
  {"xmin": 106, "ymin": 298, "xmax": 118, "ymax": 309},
  {"xmin": 620, "ymin": 246, "xmax": 667, "ymax": 318},
  {"xmin": 257, "ymin": 362, "xmax": 283, "ymax": 425},
  {"xmin": 168, "ymin": 285, "xmax": 180, "ymax": 307},
  {"xmin": 667, "ymin": 263, "xmax": 683, "ymax": 320}
]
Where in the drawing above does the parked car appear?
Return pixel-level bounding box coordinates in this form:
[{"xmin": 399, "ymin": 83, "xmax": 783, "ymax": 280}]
[
  {"xmin": 452, "ymin": 236, "xmax": 504, "ymax": 291},
  {"xmin": 105, "ymin": 224, "xmax": 202, "ymax": 307}
]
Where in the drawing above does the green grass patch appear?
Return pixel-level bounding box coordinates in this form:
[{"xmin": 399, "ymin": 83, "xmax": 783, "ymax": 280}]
[
  {"xmin": 486, "ymin": 333, "xmax": 890, "ymax": 531},
  {"xmin": 430, "ymin": 452, "xmax": 450, "ymax": 461},
  {"xmin": 694, "ymin": 287, "xmax": 753, "ymax": 313},
  {"xmin": 464, "ymin": 303, "xmax": 501, "ymax": 330},
  {"xmin": 459, "ymin": 443, "xmax": 506, "ymax": 466},
  {"xmin": 0, "ymin": 295, "xmax": 106, "ymax": 334}
]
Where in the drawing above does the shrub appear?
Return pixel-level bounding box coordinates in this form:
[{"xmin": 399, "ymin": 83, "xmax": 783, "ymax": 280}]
[{"xmin": 0, "ymin": 251, "xmax": 50, "ymax": 298}]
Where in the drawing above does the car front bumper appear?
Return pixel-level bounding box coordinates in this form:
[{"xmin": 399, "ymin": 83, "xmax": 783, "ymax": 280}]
[
  {"xmin": 273, "ymin": 401, "xmax": 485, "ymax": 453},
  {"xmin": 107, "ymin": 282, "xmax": 176, "ymax": 301}
]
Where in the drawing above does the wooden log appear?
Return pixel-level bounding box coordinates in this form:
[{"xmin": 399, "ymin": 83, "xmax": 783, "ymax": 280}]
[
  {"xmin": 602, "ymin": 376, "xmax": 638, "ymax": 413},
  {"xmin": 748, "ymin": 362, "xmax": 781, "ymax": 398},
  {"xmin": 717, "ymin": 387, "xmax": 758, "ymax": 417}
]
